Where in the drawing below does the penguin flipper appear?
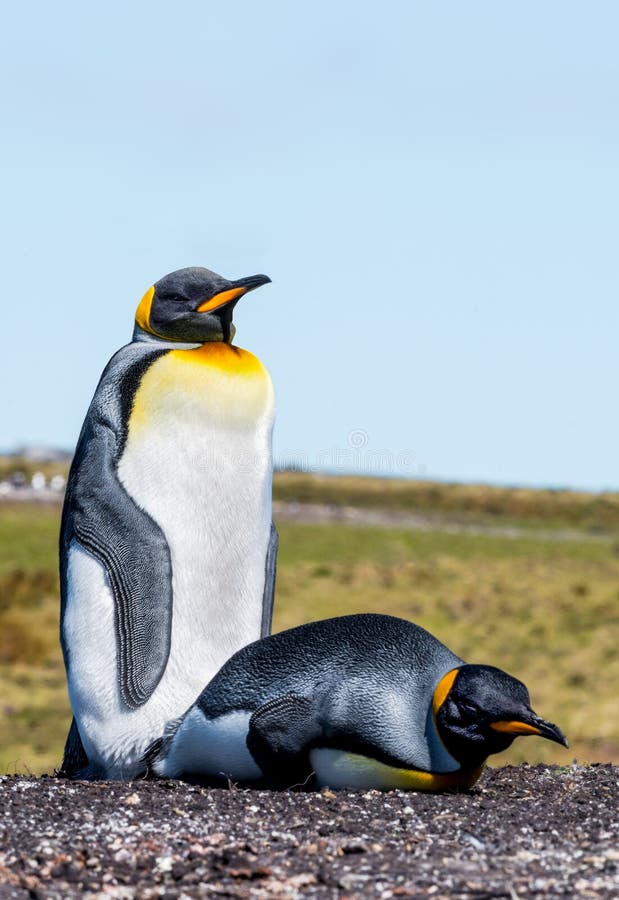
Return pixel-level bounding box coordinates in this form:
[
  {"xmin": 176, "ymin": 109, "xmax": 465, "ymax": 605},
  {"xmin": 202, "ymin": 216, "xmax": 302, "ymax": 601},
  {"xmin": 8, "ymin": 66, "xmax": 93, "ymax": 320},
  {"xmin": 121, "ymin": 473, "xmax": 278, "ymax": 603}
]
[
  {"xmin": 68, "ymin": 426, "xmax": 172, "ymax": 710},
  {"xmin": 62, "ymin": 346, "xmax": 172, "ymax": 710},
  {"xmin": 246, "ymin": 695, "xmax": 321, "ymax": 788},
  {"xmin": 261, "ymin": 522, "xmax": 278, "ymax": 637}
]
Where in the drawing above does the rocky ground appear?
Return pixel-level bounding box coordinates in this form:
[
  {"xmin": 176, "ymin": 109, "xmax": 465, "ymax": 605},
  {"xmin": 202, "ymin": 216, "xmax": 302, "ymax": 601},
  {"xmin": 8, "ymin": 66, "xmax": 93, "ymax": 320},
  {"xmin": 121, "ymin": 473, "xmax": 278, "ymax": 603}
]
[{"xmin": 0, "ymin": 765, "xmax": 617, "ymax": 899}]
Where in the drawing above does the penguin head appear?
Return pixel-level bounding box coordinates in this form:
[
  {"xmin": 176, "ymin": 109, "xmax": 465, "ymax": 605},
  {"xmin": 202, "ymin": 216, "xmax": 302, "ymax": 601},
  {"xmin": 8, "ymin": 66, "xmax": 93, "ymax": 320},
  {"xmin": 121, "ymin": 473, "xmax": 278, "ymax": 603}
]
[
  {"xmin": 134, "ymin": 266, "xmax": 271, "ymax": 343},
  {"xmin": 434, "ymin": 664, "xmax": 568, "ymax": 768}
]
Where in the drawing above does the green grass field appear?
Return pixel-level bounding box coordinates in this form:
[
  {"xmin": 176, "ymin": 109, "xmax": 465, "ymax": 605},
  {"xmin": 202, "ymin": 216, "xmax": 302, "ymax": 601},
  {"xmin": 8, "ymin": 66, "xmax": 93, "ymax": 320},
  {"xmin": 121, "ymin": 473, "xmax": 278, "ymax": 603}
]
[{"xmin": 1, "ymin": 475, "xmax": 618, "ymax": 775}]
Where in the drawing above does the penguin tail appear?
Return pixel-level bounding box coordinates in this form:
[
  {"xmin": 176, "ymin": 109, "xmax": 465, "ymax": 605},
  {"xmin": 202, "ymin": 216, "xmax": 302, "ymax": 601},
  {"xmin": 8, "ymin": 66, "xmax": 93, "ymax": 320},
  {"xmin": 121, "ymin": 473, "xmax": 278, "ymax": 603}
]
[{"xmin": 56, "ymin": 716, "xmax": 89, "ymax": 779}]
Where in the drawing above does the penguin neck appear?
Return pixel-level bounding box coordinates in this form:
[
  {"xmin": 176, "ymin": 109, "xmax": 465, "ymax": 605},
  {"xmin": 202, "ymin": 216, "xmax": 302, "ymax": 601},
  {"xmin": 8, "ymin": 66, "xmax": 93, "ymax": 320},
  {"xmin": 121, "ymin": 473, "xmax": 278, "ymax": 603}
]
[
  {"xmin": 434, "ymin": 724, "xmax": 492, "ymax": 770},
  {"xmin": 131, "ymin": 323, "xmax": 201, "ymax": 349},
  {"xmin": 434, "ymin": 705, "xmax": 500, "ymax": 769}
]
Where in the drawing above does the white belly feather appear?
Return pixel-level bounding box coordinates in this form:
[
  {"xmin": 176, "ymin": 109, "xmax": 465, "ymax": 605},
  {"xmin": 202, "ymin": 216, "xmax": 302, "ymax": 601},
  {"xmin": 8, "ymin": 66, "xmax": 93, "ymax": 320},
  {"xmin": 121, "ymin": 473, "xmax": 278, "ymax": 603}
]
[
  {"xmin": 154, "ymin": 708, "xmax": 261, "ymax": 782},
  {"xmin": 63, "ymin": 344, "xmax": 275, "ymax": 778}
]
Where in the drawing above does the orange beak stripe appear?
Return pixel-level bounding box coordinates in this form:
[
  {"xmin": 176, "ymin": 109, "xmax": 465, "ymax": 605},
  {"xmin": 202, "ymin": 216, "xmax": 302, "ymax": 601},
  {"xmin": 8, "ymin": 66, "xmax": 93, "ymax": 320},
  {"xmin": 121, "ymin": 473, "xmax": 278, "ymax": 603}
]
[
  {"xmin": 490, "ymin": 720, "xmax": 542, "ymax": 736},
  {"xmin": 196, "ymin": 286, "xmax": 248, "ymax": 314}
]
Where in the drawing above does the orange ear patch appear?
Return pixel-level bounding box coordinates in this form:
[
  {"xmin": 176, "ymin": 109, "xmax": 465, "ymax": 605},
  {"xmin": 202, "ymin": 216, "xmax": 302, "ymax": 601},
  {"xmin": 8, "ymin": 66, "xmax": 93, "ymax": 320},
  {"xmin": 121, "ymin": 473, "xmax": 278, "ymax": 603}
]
[
  {"xmin": 432, "ymin": 668, "xmax": 460, "ymax": 718},
  {"xmin": 135, "ymin": 286, "xmax": 155, "ymax": 334}
]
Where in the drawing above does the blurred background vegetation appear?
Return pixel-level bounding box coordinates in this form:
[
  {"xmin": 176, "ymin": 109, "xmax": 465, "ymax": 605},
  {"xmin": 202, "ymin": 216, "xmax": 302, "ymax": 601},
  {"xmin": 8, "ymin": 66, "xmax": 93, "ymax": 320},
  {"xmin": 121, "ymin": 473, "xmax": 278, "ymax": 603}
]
[{"xmin": 1, "ymin": 463, "xmax": 618, "ymax": 775}]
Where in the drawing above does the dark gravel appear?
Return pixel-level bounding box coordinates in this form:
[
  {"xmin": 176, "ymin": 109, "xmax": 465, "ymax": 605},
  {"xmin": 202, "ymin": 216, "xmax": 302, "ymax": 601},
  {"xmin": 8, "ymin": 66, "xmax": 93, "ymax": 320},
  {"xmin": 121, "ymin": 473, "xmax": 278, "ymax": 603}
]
[{"xmin": 0, "ymin": 765, "xmax": 617, "ymax": 899}]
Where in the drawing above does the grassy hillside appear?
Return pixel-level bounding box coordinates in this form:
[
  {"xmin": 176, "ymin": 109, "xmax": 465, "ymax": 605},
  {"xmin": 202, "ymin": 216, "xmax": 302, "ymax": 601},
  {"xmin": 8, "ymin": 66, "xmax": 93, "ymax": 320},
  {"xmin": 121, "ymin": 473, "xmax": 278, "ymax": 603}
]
[
  {"xmin": 1, "ymin": 475, "xmax": 618, "ymax": 775},
  {"xmin": 273, "ymin": 471, "xmax": 619, "ymax": 533}
]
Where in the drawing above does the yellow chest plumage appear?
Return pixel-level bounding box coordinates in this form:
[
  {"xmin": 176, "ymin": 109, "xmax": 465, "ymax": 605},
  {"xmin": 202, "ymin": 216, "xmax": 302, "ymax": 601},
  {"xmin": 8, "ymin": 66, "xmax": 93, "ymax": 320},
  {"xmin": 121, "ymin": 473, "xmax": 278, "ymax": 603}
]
[
  {"xmin": 309, "ymin": 748, "xmax": 484, "ymax": 792},
  {"xmin": 128, "ymin": 342, "xmax": 273, "ymax": 435}
]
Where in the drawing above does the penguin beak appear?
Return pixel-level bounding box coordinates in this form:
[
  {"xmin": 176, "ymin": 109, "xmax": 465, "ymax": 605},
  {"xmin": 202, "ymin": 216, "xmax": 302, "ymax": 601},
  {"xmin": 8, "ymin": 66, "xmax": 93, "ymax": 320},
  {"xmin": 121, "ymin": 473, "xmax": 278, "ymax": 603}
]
[
  {"xmin": 196, "ymin": 274, "xmax": 271, "ymax": 314},
  {"xmin": 232, "ymin": 274, "xmax": 272, "ymax": 292},
  {"xmin": 490, "ymin": 712, "xmax": 569, "ymax": 748}
]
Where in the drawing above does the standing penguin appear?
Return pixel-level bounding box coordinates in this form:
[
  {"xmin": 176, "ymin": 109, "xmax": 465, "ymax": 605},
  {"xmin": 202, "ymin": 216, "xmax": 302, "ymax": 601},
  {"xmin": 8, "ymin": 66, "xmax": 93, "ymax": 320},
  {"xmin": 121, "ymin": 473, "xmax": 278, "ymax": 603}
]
[
  {"xmin": 60, "ymin": 266, "xmax": 277, "ymax": 779},
  {"xmin": 148, "ymin": 614, "xmax": 567, "ymax": 790}
]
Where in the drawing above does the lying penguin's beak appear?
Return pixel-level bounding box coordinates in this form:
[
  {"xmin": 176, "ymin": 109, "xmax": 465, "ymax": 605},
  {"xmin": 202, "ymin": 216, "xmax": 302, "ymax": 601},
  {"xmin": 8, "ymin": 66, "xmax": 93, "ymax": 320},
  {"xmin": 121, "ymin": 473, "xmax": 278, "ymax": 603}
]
[
  {"xmin": 196, "ymin": 274, "xmax": 271, "ymax": 314},
  {"xmin": 490, "ymin": 711, "xmax": 569, "ymax": 747}
]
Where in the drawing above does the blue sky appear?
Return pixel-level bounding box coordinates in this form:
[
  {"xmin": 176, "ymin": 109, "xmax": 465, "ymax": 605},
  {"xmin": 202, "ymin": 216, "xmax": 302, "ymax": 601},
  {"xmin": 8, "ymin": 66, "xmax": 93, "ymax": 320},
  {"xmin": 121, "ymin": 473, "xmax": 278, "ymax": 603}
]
[{"xmin": 1, "ymin": 2, "xmax": 617, "ymax": 490}]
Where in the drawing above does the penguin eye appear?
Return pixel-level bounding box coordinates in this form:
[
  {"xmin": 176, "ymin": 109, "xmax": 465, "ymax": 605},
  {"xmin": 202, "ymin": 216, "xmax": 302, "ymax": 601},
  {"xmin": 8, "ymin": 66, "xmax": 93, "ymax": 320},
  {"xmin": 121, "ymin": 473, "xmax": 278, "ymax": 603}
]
[{"xmin": 459, "ymin": 700, "xmax": 478, "ymax": 717}]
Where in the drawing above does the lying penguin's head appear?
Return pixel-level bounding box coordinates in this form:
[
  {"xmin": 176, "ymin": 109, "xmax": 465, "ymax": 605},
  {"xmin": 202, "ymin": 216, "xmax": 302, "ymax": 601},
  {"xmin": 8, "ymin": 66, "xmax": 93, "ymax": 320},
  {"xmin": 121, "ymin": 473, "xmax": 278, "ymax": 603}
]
[
  {"xmin": 134, "ymin": 266, "xmax": 271, "ymax": 343},
  {"xmin": 434, "ymin": 664, "xmax": 568, "ymax": 768}
]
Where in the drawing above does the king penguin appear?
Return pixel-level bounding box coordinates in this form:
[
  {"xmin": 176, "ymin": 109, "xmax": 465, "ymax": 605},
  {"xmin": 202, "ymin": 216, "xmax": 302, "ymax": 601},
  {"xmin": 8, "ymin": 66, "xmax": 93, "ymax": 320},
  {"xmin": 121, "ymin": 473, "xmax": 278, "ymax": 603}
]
[
  {"xmin": 60, "ymin": 266, "xmax": 278, "ymax": 780},
  {"xmin": 147, "ymin": 614, "xmax": 567, "ymax": 790}
]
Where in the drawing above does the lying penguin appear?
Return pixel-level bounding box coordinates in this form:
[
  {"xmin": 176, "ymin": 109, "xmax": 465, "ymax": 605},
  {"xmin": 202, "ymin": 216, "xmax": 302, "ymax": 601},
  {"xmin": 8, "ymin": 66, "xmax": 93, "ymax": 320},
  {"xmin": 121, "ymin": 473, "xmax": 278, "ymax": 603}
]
[{"xmin": 146, "ymin": 614, "xmax": 567, "ymax": 790}]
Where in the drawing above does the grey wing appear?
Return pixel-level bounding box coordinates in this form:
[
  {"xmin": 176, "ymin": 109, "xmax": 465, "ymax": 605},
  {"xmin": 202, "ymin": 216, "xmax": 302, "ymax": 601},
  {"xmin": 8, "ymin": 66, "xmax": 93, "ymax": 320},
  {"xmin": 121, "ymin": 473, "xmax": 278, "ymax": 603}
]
[
  {"xmin": 246, "ymin": 694, "xmax": 321, "ymax": 787},
  {"xmin": 260, "ymin": 522, "xmax": 278, "ymax": 637},
  {"xmin": 60, "ymin": 344, "xmax": 172, "ymax": 710}
]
